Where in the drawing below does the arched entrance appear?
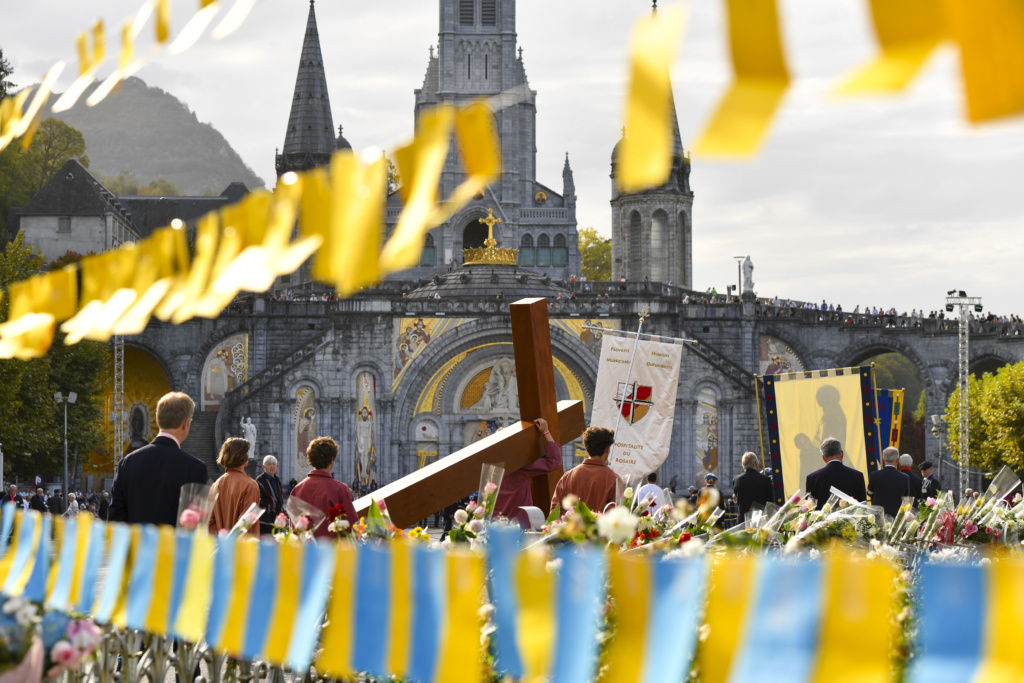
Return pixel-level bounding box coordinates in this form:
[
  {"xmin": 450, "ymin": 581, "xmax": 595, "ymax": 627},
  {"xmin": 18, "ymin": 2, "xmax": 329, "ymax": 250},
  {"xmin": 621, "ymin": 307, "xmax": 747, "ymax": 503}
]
[
  {"xmin": 462, "ymin": 221, "xmax": 488, "ymax": 250},
  {"xmin": 102, "ymin": 346, "xmax": 172, "ymax": 467},
  {"xmin": 852, "ymin": 351, "xmax": 926, "ymax": 463}
]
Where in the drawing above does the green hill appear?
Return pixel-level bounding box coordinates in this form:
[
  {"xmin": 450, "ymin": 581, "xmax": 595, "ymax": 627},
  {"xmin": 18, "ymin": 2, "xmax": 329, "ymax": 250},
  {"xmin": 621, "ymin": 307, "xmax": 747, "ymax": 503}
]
[{"xmin": 50, "ymin": 77, "xmax": 264, "ymax": 195}]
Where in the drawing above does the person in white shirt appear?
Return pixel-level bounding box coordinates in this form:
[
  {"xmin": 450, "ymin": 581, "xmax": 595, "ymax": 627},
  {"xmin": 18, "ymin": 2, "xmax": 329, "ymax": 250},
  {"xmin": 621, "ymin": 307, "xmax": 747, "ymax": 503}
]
[{"xmin": 636, "ymin": 472, "xmax": 668, "ymax": 513}]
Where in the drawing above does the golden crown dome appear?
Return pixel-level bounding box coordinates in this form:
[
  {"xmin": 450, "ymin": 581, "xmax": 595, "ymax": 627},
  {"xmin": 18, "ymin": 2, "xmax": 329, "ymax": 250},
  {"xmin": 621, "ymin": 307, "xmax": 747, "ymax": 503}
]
[{"xmin": 463, "ymin": 209, "xmax": 518, "ymax": 266}]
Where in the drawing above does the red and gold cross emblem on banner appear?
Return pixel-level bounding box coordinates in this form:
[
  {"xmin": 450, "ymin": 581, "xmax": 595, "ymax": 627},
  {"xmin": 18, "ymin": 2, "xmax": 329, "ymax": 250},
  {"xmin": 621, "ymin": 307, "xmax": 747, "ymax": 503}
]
[{"xmin": 615, "ymin": 381, "xmax": 653, "ymax": 425}]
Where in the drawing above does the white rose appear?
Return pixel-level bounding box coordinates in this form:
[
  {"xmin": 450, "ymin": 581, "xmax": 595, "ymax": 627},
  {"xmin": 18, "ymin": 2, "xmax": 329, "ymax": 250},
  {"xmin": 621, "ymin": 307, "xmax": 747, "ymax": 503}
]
[
  {"xmin": 623, "ymin": 487, "xmax": 634, "ymax": 500},
  {"xmin": 454, "ymin": 509, "xmax": 469, "ymax": 525},
  {"xmin": 561, "ymin": 494, "xmax": 579, "ymax": 510},
  {"xmin": 596, "ymin": 506, "xmax": 639, "ymax": 545}
]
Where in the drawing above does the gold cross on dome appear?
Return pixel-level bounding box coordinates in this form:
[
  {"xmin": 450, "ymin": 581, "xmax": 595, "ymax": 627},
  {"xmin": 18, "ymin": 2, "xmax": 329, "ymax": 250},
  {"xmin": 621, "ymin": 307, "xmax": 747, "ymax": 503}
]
[{"xmin": 478, "ymin": 208, "xmax": 502, "ymax": 248}]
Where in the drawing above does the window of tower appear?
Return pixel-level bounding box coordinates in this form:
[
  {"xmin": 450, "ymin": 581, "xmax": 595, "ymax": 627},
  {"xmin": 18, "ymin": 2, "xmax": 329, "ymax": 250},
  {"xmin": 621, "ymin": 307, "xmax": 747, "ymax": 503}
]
[
  {"xmin": 628, "ymin": 211, "xmax": 642, "ymax": 278},
  {"xmin": 421, "ymin": 233, "xmax": 436, "ymax": 267},
  {"xmin": 520, "ymin": 234, "xmax": 535, "ymax": 267},
  {"xmin": 482, "ymin": 0, "xmax": 497, "ymax": 25},
  {"xmin": 553, "ymin": 234, "xmax": 568, "ymax": 268},
  {"xmin": 651, "ymin": 210, "xmax": 668, "ymax": 282},
  {"xmin": 460, "ymin": 0, "xmax": 475, "ymax": 25},
  {"xmin": 536, "ymin": 234, "xmax": 551, "ymax": 268}
]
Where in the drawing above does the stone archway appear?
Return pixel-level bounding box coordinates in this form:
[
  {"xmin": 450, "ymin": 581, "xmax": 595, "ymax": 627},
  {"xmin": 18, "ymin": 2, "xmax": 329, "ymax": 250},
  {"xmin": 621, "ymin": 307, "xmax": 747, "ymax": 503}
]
[{"xmin": 462, "ymin": 221, "xmax": 488, "ymax": 250}]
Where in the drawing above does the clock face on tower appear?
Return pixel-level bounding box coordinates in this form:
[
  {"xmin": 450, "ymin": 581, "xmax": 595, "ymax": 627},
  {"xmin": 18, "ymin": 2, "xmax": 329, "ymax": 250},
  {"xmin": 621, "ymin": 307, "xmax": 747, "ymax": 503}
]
[{"xmin": 534, "ymin": 191, "xmax": 547, "ymax": 205}]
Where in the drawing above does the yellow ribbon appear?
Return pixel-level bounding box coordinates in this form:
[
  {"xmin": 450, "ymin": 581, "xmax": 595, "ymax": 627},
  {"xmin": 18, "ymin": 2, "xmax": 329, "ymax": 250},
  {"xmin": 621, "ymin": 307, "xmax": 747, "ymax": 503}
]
[
  {"xmin": 10, "ymin": 511, "xmax": 43, "ymax": 595},
  {"xmin": 329, "ymin": 152, "xmax": 387, "ymax": 296},
  {"xmin": 972, "ymin": 558, "xmax": 1024, "ymax": 682},
  {"xmin": 112, "ymin": 525, "xmax": 142, "ymax": 630},
  {"xmin": 165, "ymin": 212, "xmax": 220, "ymax": 323},
  {"xmin": 0, "ymin": 264, "xmax": 77, "ymax": 359},
  {"xmin": 317, "ymin": 544, "xmax": 356, "ymax": 678},
  {"xmin": 515, "ymin": 547, "xmax": 557, "ymax": 683},
  {"xmin": 947, "ymin": 0, "xmax": 1024, "ymax": 123},
  {"xmin": 173, "ymin": 532, "xmax": 214, "ymax": 643},
  {"xmin": 697, "ymin": 553, "xmax": 755, "ymax": 683},
  {"xmin": 617, "ymin": 5, "xmax": 687, "ymax": 192},
  {"xmin": 836, "ymin": 0, "xmax": 947, "ymax": 95},
  {"xmin": 264, "ymin": 540, "xmax": 304, "ymax": 665},
  {"xmin": 692, "ymin": 0, "xmax": 790, "ymax": 158},
  {"xmin": 434, "ymin": 101, "xmax": 503, "ymax": 219},
  {"xmin": 810, "ymin": 550, "xmax": 897, "ymax": 683},
  {"xmin": 434, "ymin": 550, "xmax": 485, "ymax": 683},
  {"xmin": 0, "ymin": 513, "xmax": 22, "ymax": 587},
  {"xmin": 219, "ymin": 538, "xmax": 258, "ymax": 656},
  {"xmin": 53, "ymin": 20, "xmax": 105, "ymax": 113},
  {"xmin": 67, "ymin": 515, "xmax": 93, "ymax": 609},
  {"xmin": 386, "ymin": 541, "xmax": 413, "ymax": 678},
  {"xmin": 144, "ymin": 526, "xmax": 178, "ymax": 636},
  {"xmin": 48, "ymin": 516, "xmax": 65, "ymax": 600}
]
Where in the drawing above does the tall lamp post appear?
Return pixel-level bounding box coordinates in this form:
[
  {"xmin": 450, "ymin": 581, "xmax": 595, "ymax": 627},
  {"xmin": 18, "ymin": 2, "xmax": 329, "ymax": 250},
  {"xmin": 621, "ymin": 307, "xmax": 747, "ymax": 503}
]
[
  {"xmin": 55, "ymin": 391, "xmax": 77, "ymax": 503},
  {"xmin": 733, "ymin": 256, "xmax": 744, "ymax": 295},
  {"xmin": 945, "ymin": 290, "xmax": 982, "ymax": 497}
]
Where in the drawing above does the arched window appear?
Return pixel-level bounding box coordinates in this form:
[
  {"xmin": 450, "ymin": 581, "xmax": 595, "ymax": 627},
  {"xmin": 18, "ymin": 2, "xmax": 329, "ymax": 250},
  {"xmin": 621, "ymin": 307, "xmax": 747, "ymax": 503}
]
[
  {"xmin": 421, "ymin": 233, "xmax": 436, "ymax": 267},
  {"xmin": 553, "ymin": 234, "xmax": 568, "ymax": 268},
  {"xmin": 536, "ymin": 234, "xmax": 551, "ymax": 268},
  {"xmin": 628, "ymin": 211, "xmax": 642, "ymax": 278},
  {"xmin": 651, "ymin": 210, "xmax": 668, "ymax": 282},
  {"xmin": 519, "ymin": 234, "xmax": 535, "ymax": 267}
]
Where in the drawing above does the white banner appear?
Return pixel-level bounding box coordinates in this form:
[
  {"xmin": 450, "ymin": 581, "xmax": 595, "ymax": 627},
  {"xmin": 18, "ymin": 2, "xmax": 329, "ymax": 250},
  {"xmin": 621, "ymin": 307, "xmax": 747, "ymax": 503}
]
[{"xmin": 591, "ymin": 333, "xmax": 683, "ymax": 481}]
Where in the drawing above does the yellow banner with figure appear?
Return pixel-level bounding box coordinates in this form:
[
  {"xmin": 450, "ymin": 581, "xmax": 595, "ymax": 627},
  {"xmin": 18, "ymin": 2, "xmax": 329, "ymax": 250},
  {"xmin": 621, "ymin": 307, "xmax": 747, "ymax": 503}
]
[{"xmin": 762, "ymin": 367, "xmax": 881, "ymax": 503}]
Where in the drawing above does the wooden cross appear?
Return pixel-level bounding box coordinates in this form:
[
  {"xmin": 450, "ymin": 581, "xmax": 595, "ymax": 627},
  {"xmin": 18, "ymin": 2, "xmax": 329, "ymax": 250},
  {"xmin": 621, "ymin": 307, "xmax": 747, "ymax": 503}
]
[{"xmin": 353, "ymin": 297, "xmax": 584, "ymax": 528}]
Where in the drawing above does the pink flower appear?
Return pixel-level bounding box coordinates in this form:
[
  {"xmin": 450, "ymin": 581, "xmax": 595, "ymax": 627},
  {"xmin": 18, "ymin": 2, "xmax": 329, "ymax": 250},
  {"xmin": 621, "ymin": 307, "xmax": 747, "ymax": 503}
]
[
  {"xmin": 242, "ymin": 511, "xmax": 259, "ymax": 526},
  {"xmin": 295, "ymin": 515, "xmax": 311, "ymax": 531},
  {"xmin": 178, "ymin": 509, "xmax": 200, "ymax": 530},
  {"xmin": 926, "ymin": 497, "xmax": 937, "ymax": 508},
  {"xmin": 964, "ymin": 524, "xmax": 979, "ymax": 536},
  {"xmin": 67, "ymin": 620, "xmax": 102, "ymax": 652},
  {"xmin": 474, "ymin": 506, "xmax": 485, "ymax": 519},
  {"xmin": 790, "ymin": 494, "xmax": 801, "ymax": 504},
  {"xmin": 798, "ymin": 521, "xmax": 808, "ymax": 532},
  {"xmin": 484, "ymin": 482, "xmax": 498, "ymax": 495},
  {"xmin": 50, "ymin": 642, "xmax": 80, "ymax": 669},
  {"xmin": 376, "ymin": 499, "xmax": 387, "ymax": 512},
  {"xmin": 466, "ymin": 501, "xmax": 478, "ymax": 514},
  {"xmin": 274, "ymin": 513, "xmax": 288, "ymax": 528},
  {"xmin": 985, "ymin": 526, "xmax": 994, "ymax": 535}
]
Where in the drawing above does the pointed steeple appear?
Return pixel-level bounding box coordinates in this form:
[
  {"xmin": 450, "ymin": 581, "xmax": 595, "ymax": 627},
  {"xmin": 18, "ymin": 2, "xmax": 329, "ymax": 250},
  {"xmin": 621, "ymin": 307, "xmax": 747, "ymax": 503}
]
[
  {"xmin": 562, "ymin": 151, "xmax": 575, "ymax": 198},
  {"xmin": 275, "ymin": 1, "xmax": 337, "ymax": 176}
]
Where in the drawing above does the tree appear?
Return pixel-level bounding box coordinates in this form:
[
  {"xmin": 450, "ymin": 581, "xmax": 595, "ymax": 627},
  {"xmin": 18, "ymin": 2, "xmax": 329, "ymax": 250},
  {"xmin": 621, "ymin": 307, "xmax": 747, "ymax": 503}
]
[
  {"xmin": 946, "ymin": 362, "xmax": 1024, "ymax": 474},
  {"xmin": 0, "ymin": 234, "xmax": 109, "ymax": 481},
  {"xmin": 138, "ymin": 177, "xmax": 180, "ymax": 196},
  {"xmin": 386, "ymin": 156, "xmax": 401, "ymax": 194},
  {"xmin": 578, "ymin": 227, "xmax": 611, "ymax": 281},
  {"xmin": 0, "ymin": 47, "xmax": 14, "ymax": 101},
  {"xmin": 102, "ymin": 171, "xmax": 181, "ymax": 196}
]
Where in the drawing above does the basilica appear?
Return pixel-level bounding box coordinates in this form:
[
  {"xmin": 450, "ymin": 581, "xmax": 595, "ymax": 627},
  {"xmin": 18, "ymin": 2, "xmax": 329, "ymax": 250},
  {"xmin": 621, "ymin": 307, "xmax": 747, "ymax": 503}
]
[{"xmin": 10, "ymin": 0, "xmax": 1020, "ymax": 495}]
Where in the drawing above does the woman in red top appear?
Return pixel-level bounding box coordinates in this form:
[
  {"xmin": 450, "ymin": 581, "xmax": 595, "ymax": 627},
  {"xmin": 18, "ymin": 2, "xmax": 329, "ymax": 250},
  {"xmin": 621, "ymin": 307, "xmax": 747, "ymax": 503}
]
[{"xmin": 290, "ymin": 437, "xmax": 358, "ymax": 539}]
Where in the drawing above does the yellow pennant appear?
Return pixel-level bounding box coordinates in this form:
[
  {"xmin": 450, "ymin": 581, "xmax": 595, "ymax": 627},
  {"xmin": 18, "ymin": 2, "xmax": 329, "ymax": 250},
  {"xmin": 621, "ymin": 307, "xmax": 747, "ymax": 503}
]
[
  {"xmin": 692, "ymin": 0, "xmax": 790, "ymax": 158},
  {"xmin": 386, "ymin": 541, "xmax": 413, "ymax": 677},
  {"xmin": 173, "ymin": 532, "xmax": 214, "ymax": 643},
  {"xmin": 115, "ymin": 224, "xmax": 192, "ymax": 335},
  {"xmin": 330, "ymin": 151, "xmax": 387, "ymax": 296},
  {"xmin": 61, "ymin": 245, "xmax": 139, "ymax": 343},
  {"xmin": 0, "ymin": 90, "xmax": 32, "ymax": 151},
  {"xmin": 219, "ymin": 538, "xmax": 258, "ymax": 657},
  {"xmin": 0, "ymin": 313, "xmax": 57, "ymax": 360},
  {"xmin": 144, "ymin": 526, "xmax": 177, "ymax": 636},
  {"xmin": 298, "ymin": 167, "xmax": 334, "ymax": 284},
  {"xmin": 53, "ymin": 20, "xmax": 106, "ymax": 113},
  {"xmin": 15, "ymin": 63, "xmax": 65, "ymax": 149},
  {"xmin": 810, "ymin": 551, "xmax": 897, "ymax": 683},
  {"xmin": 155, "ymin": 0, "xmax": 172, "ymax": 44},
  {"xmin": 67, "ymin": 515, "xmax": 93, "ymax": 610},
  {"xmin": 379, "ymin": 105, "xmax": 455, "ymax": 275},
  {"xmin": 190, "ymin": 205, "xmax": 243, "ymax": 318},
  {"xmin": 618, "ymin": 5, "xmax": 687, "ymax": 192},
  {"xmin": 317, "ymin": 544, "xmax": 356, "ymax": 678},
  {"xmin": 697, "ymin": 553, "xmax": 755, "ymax": 683},
  {"xmin": 262, "ymin": 173, "xmax": 322, "ymax": 280},
  {"xmin": 0, "ymin": 265, "xmax": 78, "ymax": 358},
  {"xmin": 435, "ymin": 101, "xmax": 503, "ymax": 218},
  {"xmin": 264, "ymin": 540, "xmax": 304, "ymax": 666},
  {"xmin": 603, "ymin": 551, "xmax": 652, "ymax": 683},
  {"xmin": 836, "ymin": 0, "xmax": 947, "ymax": 95},
  {"xmin": 947, "ymin": 0, "xmax": 1024, "ymax": 123},
  {"xmin": 168, "ymin": 0, "xmax": 222, "ymax": 55},
  {"xmin": 973, "ymin": 558, "xmax": 1024, "ymax": 682},
  {"xmin": 515, "ymin": 547, "xmax": 556, "ymax": 683},
  {"xmin": 434, "ymin": 550, "xmax": 485, "ymax": 683},
  {"xmin": 165, "ymin": 212, "xmax": 220, "ymax": 323}
]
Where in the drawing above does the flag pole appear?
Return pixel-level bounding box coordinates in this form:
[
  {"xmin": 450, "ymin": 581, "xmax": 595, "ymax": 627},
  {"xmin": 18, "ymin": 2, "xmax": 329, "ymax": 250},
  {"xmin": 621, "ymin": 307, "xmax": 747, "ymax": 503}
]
[{"xmin": 607, "ymin": 305, "xmax": 651, "ymax": 499}]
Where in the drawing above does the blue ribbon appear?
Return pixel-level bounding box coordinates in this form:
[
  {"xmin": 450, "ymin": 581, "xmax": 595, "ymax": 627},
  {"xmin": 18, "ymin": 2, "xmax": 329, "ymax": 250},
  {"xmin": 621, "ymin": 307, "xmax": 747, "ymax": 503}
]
[
  {"xmin": 46, "ymin": 516, "xmax": 78, "ymax": 611},
  {"xmin": 407, "ymin": 546, "xmax": 446, "ymax": 683},
  {"xmin": 641, "ymin": 556, "xmax": 707, "ymax": 683},
  {"xmin": 726, "ymin": 558, "xmax": 823, "ymax": 683},
  {"xmin": 241, "ymin": 539, "xmax": 279, "ymax": 660},
  {"xmin": 486, "ymin": 525, "xmax": 523, "ymax": 678},
  {"xmin": 906, "ymin": 563, "xmax": 985, "ymax": 683},
  {"xmin": 94, "ymin": 523, "xmax": 133, "ymax": 623},
  {"xmin": 76, "ymin": 520, "xmax": 107, "ymax": 613},
  {"xmin": 2, "ymin": 511, "xmax": 37, "ymax": 595},
  {"xmin": 125, "ymin": 525, "xmax": 160, "ymax": 631},
  {"xmin": 552, "ymin": 546, "xmax": 607, "ymax": 683},
  {"xmin": 205, "ymin": 534, "xmax": 237, "ymax": 647},
  {"xmin": 23, "ymin": 514, "xmax": 52, "ymax": 603},
  {"xmin": 166, "ymin": 530, "xmax": 194, "ymax": 631},
  {"xmin": 352, "ymin": 544, "xmax": 392, "ymax": 677},
  {"xmin": 286, "ymin": 541, "xmax": 336, "ymax": 672}
]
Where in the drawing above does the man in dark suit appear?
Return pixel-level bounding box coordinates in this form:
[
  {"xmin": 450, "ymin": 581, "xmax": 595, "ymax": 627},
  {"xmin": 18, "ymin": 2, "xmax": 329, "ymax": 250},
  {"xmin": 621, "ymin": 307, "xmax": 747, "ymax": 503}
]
[
  {"xmin": 48, "ymin": 489, "xmax": 66, "ymax": 516},
  {"xmin": 898, "ymin": 454, "xmax": 925, "ymax": 504},
  {"xmin": 920, "ymin": 461, "xmax": 941, "ymax": 498},
  {"xmin": 255, "ymin": 455, "xmax": 284, "ymax": 535},
  {"xmin": 97, "ymin": 491, "xmax": 110, "ymax": 520},
  {"xmin": 108, "ymin": 392, "xmax": 208, "ymax": 526},
  {"xmin": 5, "ymin": 485, "xmax": 17, "ymax": 505},
  {"xmin": 29, "ymin": 488, "xmax": 47, "ymax": 513},
  {"xmin": 732, "ymin": 452, "xmax": 773, "ymax": 518},
  {"xmin": 805, "ymin": 437, "xmax": 867, "ymax": 509},
  {"xmin": 869, "ymin": 447, "xmax": 911, "ymax": 518}
]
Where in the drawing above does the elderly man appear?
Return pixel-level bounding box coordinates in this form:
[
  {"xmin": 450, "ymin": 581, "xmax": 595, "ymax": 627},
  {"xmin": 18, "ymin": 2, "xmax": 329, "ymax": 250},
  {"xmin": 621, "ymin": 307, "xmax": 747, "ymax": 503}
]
[
  {"xmin": 256, "ymin": 455, "xmax": 284, "ymax": 535},
  {"xmin": 898, "ymin": 454, "xmax": 924, "ymax": 504},
  {"xmin": 732, "ymin": 452, "xmax": 773, "ymax": 518},
  {"xmin": 108, "ymin": 392, "xmax": 208, "ymax": 526},
  {"xmin": 805, "ymin": 437, "xmax": 867, "ymax": 509},
  {"xmin": 5, "ymin": 485, "xmax": 17, "ymax": 506},
  {"xmin": 29, "ymin": 488, "xmax": 47, "ymax": 513},
  {"xmin": 869, "ymin": 447, "xmax": 911, "ymax": 518}
]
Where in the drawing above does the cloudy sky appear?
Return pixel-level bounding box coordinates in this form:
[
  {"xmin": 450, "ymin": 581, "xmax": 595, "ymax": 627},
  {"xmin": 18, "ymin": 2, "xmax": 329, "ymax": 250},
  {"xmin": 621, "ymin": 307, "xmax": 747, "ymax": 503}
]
[{"xmin": 4, "ymin": 1, "xmax": 1023, "ymax": 317}]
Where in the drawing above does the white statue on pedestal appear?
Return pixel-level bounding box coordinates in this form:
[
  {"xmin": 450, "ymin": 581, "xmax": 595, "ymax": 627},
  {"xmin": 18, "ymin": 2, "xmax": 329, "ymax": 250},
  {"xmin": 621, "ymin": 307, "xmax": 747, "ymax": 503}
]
[
  {"xmin": 240, "ymin": 417, "xmax": 258, "ymax": 460},
  {"xmin": 742, "ymin": 255, "xmax": 755, "ymax": 295}
]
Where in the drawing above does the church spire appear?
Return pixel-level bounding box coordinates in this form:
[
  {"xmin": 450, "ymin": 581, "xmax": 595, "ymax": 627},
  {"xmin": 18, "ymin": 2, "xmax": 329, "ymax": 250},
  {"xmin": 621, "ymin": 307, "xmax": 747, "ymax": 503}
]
[{"xmin": 275, "ymin": 0, "xmax": 337, "ymax": 176}]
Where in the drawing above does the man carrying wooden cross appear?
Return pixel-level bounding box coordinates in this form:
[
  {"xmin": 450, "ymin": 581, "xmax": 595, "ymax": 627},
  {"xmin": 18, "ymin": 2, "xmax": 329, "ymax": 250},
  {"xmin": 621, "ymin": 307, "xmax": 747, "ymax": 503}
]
[{"xmin": 492, "ymin": 417, "xmax": 562, "ymax": 528}]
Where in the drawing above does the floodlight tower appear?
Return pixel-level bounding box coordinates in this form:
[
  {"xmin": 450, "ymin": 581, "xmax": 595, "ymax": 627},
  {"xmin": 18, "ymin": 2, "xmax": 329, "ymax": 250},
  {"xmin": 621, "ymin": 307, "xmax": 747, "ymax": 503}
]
[
  {"xmin": 945, "ymin": 290, "xmax": 983, "ymax": 498},
  {"xmin": 113, "ymin": 335, "xmax": 125, "ymax": 467}
]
